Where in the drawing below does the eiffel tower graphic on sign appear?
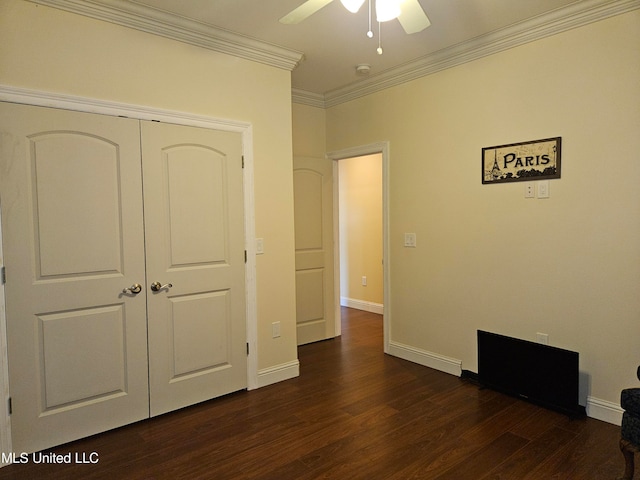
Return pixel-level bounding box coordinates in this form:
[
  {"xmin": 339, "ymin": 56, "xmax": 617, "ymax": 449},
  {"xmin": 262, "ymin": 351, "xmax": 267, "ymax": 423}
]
[
  {"xmin": 485, "ymin": 150, "xmax": 502, "ymax": 180},
  {"xmin": 490, "ymin": 150, "xmax": 501, "ymax": 180}
]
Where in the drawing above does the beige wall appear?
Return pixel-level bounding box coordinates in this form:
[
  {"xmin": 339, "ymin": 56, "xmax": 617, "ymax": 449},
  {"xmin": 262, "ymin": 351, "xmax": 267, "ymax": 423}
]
[
  {"xmin": 5, "ymin": 0, "xmax": 639, "ymax": 419},
  {"xmin": 292, "ymin": 103, "xmax": 326, "ymax": 158},
  {"xmin": 0, "ymin": 0, "xmax": 298, "ymax": 372},
  {"xmin": 325, "ymin": 11, "xmax": 640, "ymax": 406},
  {"xmin": 339, "ymin": 154, "xmax": 383, "ymax": 306}
]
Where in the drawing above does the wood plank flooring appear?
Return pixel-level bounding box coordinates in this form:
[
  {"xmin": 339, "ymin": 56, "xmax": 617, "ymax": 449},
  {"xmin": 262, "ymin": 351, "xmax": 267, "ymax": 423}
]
[{"xmin": 0, "ymin": 308, "xmax": 624, "ymax": 479}]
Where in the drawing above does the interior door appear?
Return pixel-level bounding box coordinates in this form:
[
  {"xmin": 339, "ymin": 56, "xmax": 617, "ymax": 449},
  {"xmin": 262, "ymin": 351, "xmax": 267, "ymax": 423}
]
[
  {"xmin": 0, "ymin": 102, "xmax": 150, "ymax": 453},
  {"xmin": 141, "ymin": 121, "xmax": 247, "ymax": 416},
  {"xmin": 293, "ymin": 156, "xmax": 335, "ymax": 345}
]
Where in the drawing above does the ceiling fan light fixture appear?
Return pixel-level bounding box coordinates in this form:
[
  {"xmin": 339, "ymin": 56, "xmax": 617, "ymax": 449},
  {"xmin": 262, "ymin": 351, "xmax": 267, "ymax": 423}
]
[
  {"xmin": 375, "ymin": 0, "xmax": 401, "ymax": 22},
  {"xmin": 340, "ymin": 0, "xmax": 365, "ymax": 13}
]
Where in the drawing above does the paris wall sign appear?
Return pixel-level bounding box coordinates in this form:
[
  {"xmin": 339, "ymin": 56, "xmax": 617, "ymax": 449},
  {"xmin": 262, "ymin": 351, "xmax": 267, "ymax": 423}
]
[{"xmin": 482, "ymin": 137, "xmax": 561, "ymax": 184}]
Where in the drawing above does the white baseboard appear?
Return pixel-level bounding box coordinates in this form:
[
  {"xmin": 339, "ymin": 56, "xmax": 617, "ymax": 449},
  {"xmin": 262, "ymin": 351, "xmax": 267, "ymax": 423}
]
[
  {"xmin": 387, "ymin": 341, "xmax": 462, "ymax": 377},
  {"xmin": 255, "ymin": 360, "xmax": 300, "ymax": 389},
  {"xmin": 388, "ymin": 340, "xmax": 623, "ymax": 426},
  {"xmin": 586, "ymin": 396, "xmax": 623, "ymax": 425},
  {"xmin": 340, "ymin": 297, "xmax": 384, "ymax": 315}
]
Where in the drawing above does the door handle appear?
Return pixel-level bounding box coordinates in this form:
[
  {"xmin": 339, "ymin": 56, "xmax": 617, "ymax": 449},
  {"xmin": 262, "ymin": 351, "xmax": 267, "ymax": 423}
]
[
  {"xmin": 122, "ymin": 283, "xmax": 142, "ymax": 295},
  {"xmin": 150, "ymin": 281, "xmax": 173, "ymax": 292}
]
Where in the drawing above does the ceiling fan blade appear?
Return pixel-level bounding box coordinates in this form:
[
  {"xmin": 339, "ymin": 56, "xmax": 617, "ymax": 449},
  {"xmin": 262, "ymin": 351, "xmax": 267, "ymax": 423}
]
[
  {"xmin": 279, "ymin": 0, "xmax": 335, "ymax": 24},
  {"xmin": 398, "ymin": 0, "xmax": 431, "ymax": 34}
]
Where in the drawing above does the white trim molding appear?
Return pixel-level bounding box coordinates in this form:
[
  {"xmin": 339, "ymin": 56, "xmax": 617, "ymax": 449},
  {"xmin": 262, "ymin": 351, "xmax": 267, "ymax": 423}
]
[
  {"xmin": 0, "ymin": 85, "xmax": 250, "ymax": 132},
  {"xmin": 327, "ymin": 142, "xmax": 390, "ymax": 353},
  {"xmin": 295, "ymin": 0, "xmax": 640, "ymax": 107},
  {"xmin": 387, "ymin": 338, "xmax": 624, "ymax": 426},
  {"xmin": 340, "ymin": 297, "xmax": 384, "ymax": 316},
  {"xmin": 26, "ymin": 0, "xmax": 639, "ymax": 108},
  {"xmin": 256, "ymin": 360, "xmax": 300, "ymax": 389},
  {"xmin": 292, "ymin": 89, "xmax": 326, "ymax": 109},
  {"xmin": 388, "ymin": 341, "xmax": 463, "ymax": 378},
  {"xmin": 0, "ymin": 211, "xmax": 12, "ymax": 464},
  {"xmin": 28, "ymin": 0, "xmax": 304, "ymax": 71},
  {"xmin": 587, "ymin": 396, "xmax": 623, "ymax": 426}
]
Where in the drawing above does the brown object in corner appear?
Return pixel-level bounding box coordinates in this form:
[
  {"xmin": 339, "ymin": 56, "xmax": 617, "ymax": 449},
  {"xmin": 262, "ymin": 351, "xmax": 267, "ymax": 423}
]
[{"xmin": 619, "ymin": 437, "xmax": 640, "ymax": 480}]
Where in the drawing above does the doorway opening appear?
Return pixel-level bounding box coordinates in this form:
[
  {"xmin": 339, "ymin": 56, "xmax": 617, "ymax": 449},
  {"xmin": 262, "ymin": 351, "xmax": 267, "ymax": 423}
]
[
  {"xmin": 338, "ymin": 154, "xmax": 384, "ymax": 316},
  {"xmin": 293, "ymin": 143, "xmax": 389, "ymax": 351},
  {"xmin": 329, "ymin": 142, "xmax": 390, "ymax": 351}
]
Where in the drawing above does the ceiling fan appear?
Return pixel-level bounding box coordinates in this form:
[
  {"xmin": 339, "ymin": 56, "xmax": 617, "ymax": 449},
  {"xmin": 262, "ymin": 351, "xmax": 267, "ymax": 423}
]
[{"xmin": 279, "ymin": 0, "xmax": 431, "ymax": 35}]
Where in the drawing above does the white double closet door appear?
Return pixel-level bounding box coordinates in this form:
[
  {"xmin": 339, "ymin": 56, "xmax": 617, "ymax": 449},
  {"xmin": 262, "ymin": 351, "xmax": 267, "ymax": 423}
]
[{"xmin": 0, "ymin": 102, "xmax": 247, "ymax": 453}]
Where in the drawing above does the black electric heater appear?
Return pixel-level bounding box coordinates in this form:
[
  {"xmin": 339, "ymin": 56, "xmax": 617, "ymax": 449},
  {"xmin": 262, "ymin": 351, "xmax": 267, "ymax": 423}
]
[{"xmin": 477, "ymin": 330, "xmax": 585, "ymax": 417}]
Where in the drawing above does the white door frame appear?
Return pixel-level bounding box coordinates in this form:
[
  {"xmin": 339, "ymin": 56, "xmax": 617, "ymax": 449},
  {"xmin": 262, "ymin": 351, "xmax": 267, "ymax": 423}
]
[
  {"xmin": 327, "ymin": 142, "xmax": 390, "ymax": 352},
  {"xmin": 0, "ymin": 85, "xmax": 259, "ymax": 456},
  {"xmin": 0, "ymin": 205, "xmax": 11, "ymax": 461}
]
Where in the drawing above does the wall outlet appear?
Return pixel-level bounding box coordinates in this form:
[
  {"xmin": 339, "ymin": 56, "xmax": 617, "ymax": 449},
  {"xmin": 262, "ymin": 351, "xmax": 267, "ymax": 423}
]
[
  {"xmin": 272, "ymin": 321, "xmax": 281, "ymax": 338},
  {"xmin": 536, "ymin": 332, "xmax": 549, "ymax": 345},
  {"xmin": 525, "ymin": 183, "xmax": 535, "ymax": 198},
  {"xmin": 362, "ymin": 276, "xmax": 367, "ymax": 286}
]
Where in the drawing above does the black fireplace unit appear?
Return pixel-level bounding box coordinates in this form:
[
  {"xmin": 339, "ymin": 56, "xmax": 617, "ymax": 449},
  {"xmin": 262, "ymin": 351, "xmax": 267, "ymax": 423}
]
[{"xmin": 477, "ymin": 330, "xmax": 585, "ymax": 417}]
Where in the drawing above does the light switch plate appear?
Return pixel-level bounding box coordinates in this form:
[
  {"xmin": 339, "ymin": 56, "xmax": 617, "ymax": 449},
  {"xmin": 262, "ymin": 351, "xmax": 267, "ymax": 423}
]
[
  {"xmin": 537, "ymin": 180, "xmax": 550, "ymax": 198},
  {"xmin": 272, "ymin": 321, "xmax": 280, "ymax": 338},
  {"xmin": 404, "ymin": 233, "xmax": 417, "ymax": 248}
]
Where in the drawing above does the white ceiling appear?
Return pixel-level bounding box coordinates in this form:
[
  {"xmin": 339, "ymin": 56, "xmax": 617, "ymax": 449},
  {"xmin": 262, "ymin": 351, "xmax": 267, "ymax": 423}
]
[
  {"xmin": 127, "ymin": 0, "xmax": 584, "ymax": 93},
  {"xmin": 32, "ymin": 0, "xmax": 639, "ymax": 105}
]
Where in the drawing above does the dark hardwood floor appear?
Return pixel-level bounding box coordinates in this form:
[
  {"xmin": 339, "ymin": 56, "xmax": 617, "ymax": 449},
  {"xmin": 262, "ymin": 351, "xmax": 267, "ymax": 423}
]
[{"xmin": 0, "ymin": 307, "xmax": 624, "ymax": 479}]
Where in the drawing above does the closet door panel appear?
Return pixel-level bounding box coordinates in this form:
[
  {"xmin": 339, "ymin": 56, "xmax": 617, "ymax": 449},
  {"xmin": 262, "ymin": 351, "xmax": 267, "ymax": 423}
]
[
  {"xmin": 141, "ymin": 121, "xmax": 247, "ymax": 416},
  {"xmin": 0, "ymin": 102, "xmax": 149, "ymax": 453}
]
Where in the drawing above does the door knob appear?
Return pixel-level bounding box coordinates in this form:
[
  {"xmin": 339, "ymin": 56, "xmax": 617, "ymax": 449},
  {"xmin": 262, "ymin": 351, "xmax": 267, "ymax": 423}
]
[
  {"xmin": 150, "ymin": 281, "xmax": 173, "ymax": 292},
  {"xmin": 122, "ymin": 283, "xmax": 142, "ymax": 295}
]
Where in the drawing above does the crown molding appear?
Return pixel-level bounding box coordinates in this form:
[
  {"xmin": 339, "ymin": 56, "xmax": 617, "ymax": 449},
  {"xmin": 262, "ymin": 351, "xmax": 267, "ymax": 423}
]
[
  {"xmin": 26, "ymin": 0, "xmax": 639, "ymax": 108},
  {"xmin": 291, "ymin": 89, "xmax": 326, "ymax": 109},
  {"xmin": 28, "ymin": 0, "xmax": 304, "ymax": 71},
  {"xmin": 301, "ymin": 0, "xmax": 638, "ymax": 108}
]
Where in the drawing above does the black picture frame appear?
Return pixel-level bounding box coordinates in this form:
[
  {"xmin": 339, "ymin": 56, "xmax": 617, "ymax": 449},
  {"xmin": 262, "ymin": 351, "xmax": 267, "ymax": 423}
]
[{"xmin": 482, "ymin": 137, "xmax": 561, "ymax": 184}]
